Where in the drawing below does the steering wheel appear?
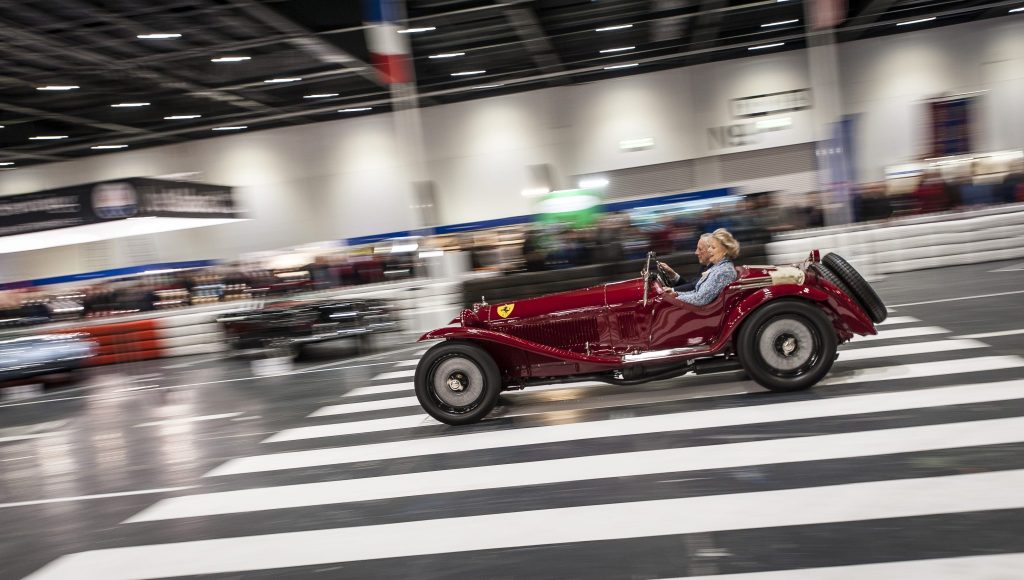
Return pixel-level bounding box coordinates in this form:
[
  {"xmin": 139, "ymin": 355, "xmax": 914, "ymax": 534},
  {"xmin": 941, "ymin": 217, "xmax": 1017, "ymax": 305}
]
[{"xmin": 641, "ymin": 251, "xmax": 669, "ymax": 306}]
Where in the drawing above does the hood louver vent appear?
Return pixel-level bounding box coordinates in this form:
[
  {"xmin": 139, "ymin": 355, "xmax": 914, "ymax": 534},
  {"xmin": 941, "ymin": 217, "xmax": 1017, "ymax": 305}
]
[{"xmin": 498, "ymin": 317, "xmax": 600, "ymax": 352}]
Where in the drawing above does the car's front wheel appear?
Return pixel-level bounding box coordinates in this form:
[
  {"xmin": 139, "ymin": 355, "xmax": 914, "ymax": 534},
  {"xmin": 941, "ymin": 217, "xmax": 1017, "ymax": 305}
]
[
  {"xmin": 415, "ymin": 341, "xmax": 501, "ymax": 425},
  {"xmin": 737, "ymin": 300, "xmax": 837, "ymax": 392}
]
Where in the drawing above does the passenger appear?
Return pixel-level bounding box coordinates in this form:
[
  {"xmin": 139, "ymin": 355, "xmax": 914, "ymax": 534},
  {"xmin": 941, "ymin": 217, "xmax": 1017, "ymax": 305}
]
[{"xmin": 659, "ymin": 228, "xmax": 740, "ymax": 306}]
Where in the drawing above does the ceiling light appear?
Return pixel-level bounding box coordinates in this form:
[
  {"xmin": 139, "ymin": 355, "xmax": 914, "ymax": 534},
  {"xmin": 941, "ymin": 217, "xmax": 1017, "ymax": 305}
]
[
  {"xmin": 1009, "ymin": 7, "xmax": 1023, "ymax": 12},
  {"xmin": 896, "ymin": 17, "xmax": 936, "ymax": 26},
  {"xmin": 451, "ymin": 70, "xmax": 486, "ymax": 76},
  {"xmin": 37, "ymin": 85, "xmax": 79, "ymax": 91},
  {"xmin": 111, "ymin": 102, "xmax": 150, "ymax": 108},
  {"xmin": 748, "ymin": 42, "xmax": 785, "ymax": 50},
  {"xmin": 304, "ymin": 93, "xmax": 339, "ymax": 98},
  {"xmin": 212, "ymin": 126, "xmax": 247, "ymax": 131},
  {"xmin": 600, "ymin": 46, "xmax": 635, "ymax": 53},
  {"xmin": 29, "ymin": 135, "xmax": 68, "ymax": 140},
  {"xmin": 0, "ymin": 162, "xmax": 14, "ymax": 166},
  {"xmin": 475, "ymin": 84, "xmax": 505, "ymax": 89},
  {"xmin": 164, "ymin": 115, "xmax": 201, "ymax": 120},
  {"xmin": 91, "ymin": 145, "xmax": 128, "ymax": 150},
  {"xmin": 761, "ymin": 19, "xmax": 799, "ymax": 27},
  {"xmin": 596, "ymin": 24, "xmax": 632, "ymax": 32},
  {"xmin": 137, "ymin": 33, "xmax": 181, "ymax": 39},
  {"xmin": 211, "ymin": 56, "xmax": 251, "ymax": 62},
  {"xmin": 429, "ymin": 52, "xmax": 465, "ymax": 59},
  {"xmin": 264, "ymin": 77, "xmax": 302, "ymax": 83},
  {"xmin": 603, "ymin": 63, "xmax": 639, "ymax": 70},
  {"xmin": 339, "ymin": 107, "xmax": 372, "ymax": 112},
  {"xmin": 397, "ymin": 27, "xmax": 436, "ymax": 33}
]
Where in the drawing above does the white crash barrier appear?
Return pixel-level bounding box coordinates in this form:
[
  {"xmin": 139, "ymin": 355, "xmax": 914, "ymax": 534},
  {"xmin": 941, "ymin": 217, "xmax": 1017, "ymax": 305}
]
[{"xmin": 768, "ymin": 203, "xmax": 1024, "ymax": 275}]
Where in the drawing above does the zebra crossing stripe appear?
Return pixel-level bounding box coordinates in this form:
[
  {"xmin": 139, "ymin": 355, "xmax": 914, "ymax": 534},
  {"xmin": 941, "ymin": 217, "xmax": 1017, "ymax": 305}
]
[
  {"xmin": 29, "ymin": 470, "xmax": 1024, "ymax": 579},
  {"xmin": 852, "ymin": 326, "xmax": 949, "ymax": 342},
  {"xmin": 394, "ymin": 359, "xmax": 419, "ymax": 368},
  {"xmin": 263, "ymin": 414, "xmax": 438, "ymax": 443},
  {"xmin": 307, "ymin": 396, "xmax": 420, "ymax": 417},
  {"xmin": 823, "ymin": 356, "xmax": 1023, "ymax": 385},
  {"xmin": 262, "ymin": 356, "xmax": 1024, "ymax": 446},
  {"xmin": 875, "ymin": 316, "xmax": 919, "ymax": 326},
  {"xmin": 343, "ymin": 383, "xmax": 412, "ymax": 397},
  {"xmin": 371, "ymin": 369, "xmax": 415, "ymax": 381},
  {"xmin": 129, "ymin": 416, "xmax": 1024, "ymax": 522},
  {"xmin": 836, "ymin": 339, "xmax": 986, "ymax": 362},
  {"xmin": 674, "ymin": 553, "xmax": 1024, "ymax": 579},
  {"xmin": 206, "ymin": 378, "xmax": 1024, "ymax": 476}
]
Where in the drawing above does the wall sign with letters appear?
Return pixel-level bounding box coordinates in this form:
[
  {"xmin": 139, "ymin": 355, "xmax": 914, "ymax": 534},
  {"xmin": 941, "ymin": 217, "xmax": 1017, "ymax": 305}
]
[{"xmin": 730, "ymin": 88, "xmax": 812, "ymax": 118}]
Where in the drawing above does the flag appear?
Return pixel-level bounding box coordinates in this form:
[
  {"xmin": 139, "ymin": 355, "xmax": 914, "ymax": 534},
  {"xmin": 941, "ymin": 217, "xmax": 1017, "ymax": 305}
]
[{"xmin": 363, "ymin": 0, "xmax": 411, "ymax": 84}]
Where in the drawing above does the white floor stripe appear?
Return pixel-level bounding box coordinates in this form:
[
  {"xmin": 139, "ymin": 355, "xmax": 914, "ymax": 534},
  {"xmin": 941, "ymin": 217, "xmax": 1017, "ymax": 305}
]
[
  {"xmin": 837, "ymin": 339, "xmax": 986, "ymax": 362},
  {"xmin": 371, "ymin": 369, "xmax": 415, "ymax": 381},
  {"xmin": 207, "ymin": 378, "xmax": 1024, "ymax": 476},
  {"xmin": 1, "ymin": 486, "xmax": 197, "ymax": 510},
  {"xmin": 676, "ymin": 553, "xmax": 1024, "ymax": 580},
  {"xmin": 957, "ymin": 328, "xmax": 1024, "ymax": 340},
  {"xmin": 134, "ymin": 412, "xmax": 244, "ymax": 428},
  {"xmin": 851, "ymin": 326, "xmax": 949, "ymax": 342},
  {"xmin": 825, "ymin": 356, "xmax": 1023, "ymax": 385},
  {"xmin": 277, "ymin": 356, "xmax": 1024, "ymax": 445},
  {"xmin": 875, "ymin": 316, "xmax": 919, "ymax": 326},
  {"xmin": 263, "ymin": 415, "xmax": 438, "ymax": 443},
  {"xmin": 343, "ymin": 383, "xmax": 413, "ymax": 397},
  {"xmin": 0, "ymin": 431, "xmax": 68, "ymax": 444},
  {"xmin": 309, "ymin": 397, "xmax": 421, "ymax": 417},
  {"xmin": 395, "ymin": 359, "xmax": 419, "ymax": 368},
  {"xmin": 32, "ymin": 470, "xmax": 1024, "ymax": 580},
  {"xmin": 890, "ymin": 289, "xmax": 1024, "ymax": 307},
  {"xmin": 131, "ymin": 416, "xmax": 1024, "ymax": 522}
]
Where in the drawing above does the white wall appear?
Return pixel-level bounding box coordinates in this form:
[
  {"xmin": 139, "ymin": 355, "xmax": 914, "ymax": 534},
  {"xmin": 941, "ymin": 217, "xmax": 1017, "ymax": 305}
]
[
  {"xmin": 2, "ymin": 14, "xmax": 1023, "ymax": 282},
  {"xmin": 841, "ymin": 16, "xmax": 1024, "ymax": 180}
]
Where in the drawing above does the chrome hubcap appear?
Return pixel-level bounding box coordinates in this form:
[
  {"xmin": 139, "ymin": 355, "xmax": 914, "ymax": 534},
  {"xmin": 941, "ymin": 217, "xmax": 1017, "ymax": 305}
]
[{"xmin": 447, "ymin": 376, "xmax": 466, "ymax": 392}]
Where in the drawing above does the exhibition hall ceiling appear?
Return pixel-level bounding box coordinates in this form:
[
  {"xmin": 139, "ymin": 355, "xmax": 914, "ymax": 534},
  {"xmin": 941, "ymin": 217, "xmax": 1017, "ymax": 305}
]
[{"xmin": 0, "ymin": 0, "xmax": 1018, "ymax": 168}]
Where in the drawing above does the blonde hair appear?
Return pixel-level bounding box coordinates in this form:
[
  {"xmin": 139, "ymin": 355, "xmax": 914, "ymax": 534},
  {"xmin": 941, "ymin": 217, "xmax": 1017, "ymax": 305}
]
[{"xmin": 709, "ymin": 228, "xmax": 740, "ymax": 259}]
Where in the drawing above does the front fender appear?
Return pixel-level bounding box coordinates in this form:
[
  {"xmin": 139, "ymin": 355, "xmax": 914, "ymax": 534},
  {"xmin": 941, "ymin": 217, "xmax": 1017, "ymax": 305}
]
[{"xmin": 420, "ymin": 326, "xmax": 621, "ymax": 366}]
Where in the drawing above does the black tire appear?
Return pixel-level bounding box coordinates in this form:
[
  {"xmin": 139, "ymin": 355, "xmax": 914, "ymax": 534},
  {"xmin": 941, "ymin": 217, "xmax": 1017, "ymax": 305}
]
[
  {"xmin": 822, "ymin": 253, "xmax": 888, "ymax": 323},
  {"xmin": 809, "ymin": 263, "xmax": 855, "ymax": 301},
  {"xmin": 415, "ymin": 341, "xmax": 502, "ymax": 425},
  {"xmin": 737, "ymin": 299, "xmax": 838, "ymax": 392}
]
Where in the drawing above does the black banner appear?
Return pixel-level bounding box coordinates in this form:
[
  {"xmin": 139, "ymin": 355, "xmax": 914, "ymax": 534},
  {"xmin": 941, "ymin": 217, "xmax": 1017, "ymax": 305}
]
[{"xmin": 0, "ymin": 177, "xmax": 238, "ymax": 237}]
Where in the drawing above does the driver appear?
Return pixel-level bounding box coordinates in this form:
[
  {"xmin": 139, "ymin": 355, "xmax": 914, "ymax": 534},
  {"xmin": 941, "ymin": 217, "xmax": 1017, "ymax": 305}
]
[
  {"xmin": 658, "ymin": 228, "xmax": 739, "ymax": 306},
  {"xmin": 660, "ymin": 233, "xmax": 712, "ymax": 291}
]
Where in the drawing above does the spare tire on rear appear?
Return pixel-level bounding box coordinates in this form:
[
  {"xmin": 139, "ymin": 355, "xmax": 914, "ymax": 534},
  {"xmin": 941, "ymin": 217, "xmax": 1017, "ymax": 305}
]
[{"xmin": 821, "ymin": 253, "xmax": 888, "ymax": 324}]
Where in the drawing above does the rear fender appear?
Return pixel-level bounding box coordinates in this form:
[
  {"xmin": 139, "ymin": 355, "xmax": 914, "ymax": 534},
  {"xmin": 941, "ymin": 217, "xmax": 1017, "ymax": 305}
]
[{"xmin": 722, "ymin": 284, "xmax": 875, "ymax": 344}]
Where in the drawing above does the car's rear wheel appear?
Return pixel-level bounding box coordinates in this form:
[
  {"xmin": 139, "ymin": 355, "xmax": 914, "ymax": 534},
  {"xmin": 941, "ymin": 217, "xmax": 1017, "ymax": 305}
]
[
  {"xmin": 737, "ymin": 300, "xmax": 837, "ymax": 392},
  {"xmin": 415, "ymin": 341, "xmax": 501, "ymax": 425},
  {"xmin": 822, "ymin": 253, "xmax": 888, "ymax": 324}
]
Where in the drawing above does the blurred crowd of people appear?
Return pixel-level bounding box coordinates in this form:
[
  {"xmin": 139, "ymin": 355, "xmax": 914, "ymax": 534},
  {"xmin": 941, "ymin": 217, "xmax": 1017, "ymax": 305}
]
[
  {"xmin": 854, "ymin": 166, "xmax": 1024, "ymax": 222},
  {"xmin": 3, "ymin": 165, "xmax": 1023, "ymax": 323}
]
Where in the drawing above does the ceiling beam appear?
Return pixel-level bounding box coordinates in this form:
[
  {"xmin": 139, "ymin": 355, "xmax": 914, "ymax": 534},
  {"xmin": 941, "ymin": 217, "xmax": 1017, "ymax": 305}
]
[
  {"xmin": 497, "ymin": 2, "xmax": 566, "ymax": 81},
  {"xmin": 233, "ymin": 1, "xmax": 386, "ymax": 89},
  {"xmin": 0, "ymin": 6, "xmax": 274, "ymax": 115}
]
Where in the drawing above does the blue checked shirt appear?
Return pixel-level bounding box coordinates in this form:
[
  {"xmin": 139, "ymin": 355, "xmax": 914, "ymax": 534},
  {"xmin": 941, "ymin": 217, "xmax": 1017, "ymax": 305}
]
[{"xmin": 675, "ymin": 259, "xmax": 737, "ymax": 306}]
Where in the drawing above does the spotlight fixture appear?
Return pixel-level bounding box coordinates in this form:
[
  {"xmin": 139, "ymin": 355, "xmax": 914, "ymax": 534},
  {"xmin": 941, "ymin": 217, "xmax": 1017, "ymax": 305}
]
[
  {"xmin": 211, "ymin": 56, "xmax": 251, "ymax": 62},
  {"xmin": 137, "ymin": 33, "xmax": 181, "ymax": 39},
  {"xmin": 91, "ymin": 145, "xmax": 129, "ymax": 150}
]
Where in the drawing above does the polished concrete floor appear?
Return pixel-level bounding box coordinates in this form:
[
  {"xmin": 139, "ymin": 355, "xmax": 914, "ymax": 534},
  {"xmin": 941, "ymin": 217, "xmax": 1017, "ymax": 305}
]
[{"xmin": 2, "ymin": 260, "xmax": 1024, "ymax": 579}]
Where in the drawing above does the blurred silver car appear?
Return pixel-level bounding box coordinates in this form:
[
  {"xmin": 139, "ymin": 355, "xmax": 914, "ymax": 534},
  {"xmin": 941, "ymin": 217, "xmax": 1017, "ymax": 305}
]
[{"xmin": 0, "ymin": 333, "xmax": 96, "ymax": 383}]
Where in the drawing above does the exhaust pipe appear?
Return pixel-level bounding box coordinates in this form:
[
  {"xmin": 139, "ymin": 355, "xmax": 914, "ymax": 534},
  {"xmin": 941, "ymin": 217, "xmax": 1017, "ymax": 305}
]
[{"xmin": 692, "ymin": 358, "xmax": 743, "ymax": 375}]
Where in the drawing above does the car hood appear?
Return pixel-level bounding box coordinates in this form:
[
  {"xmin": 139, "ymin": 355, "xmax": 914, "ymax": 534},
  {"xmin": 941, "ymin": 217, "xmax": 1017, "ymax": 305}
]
[{"xmin": 474, "ymin": 279, "xmax": 645, "ymax": 322}]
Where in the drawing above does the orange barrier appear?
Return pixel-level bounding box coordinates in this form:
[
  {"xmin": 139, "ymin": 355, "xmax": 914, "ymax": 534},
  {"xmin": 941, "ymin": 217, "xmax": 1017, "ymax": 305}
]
[{"xmin": 58, "ymin": 319, "xmax": 167, "ymax": 366}]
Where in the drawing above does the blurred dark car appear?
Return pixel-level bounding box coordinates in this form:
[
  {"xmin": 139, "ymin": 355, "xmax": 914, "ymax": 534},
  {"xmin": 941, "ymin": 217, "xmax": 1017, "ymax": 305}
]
[
  {"xmin": 218, "ymin": 298, "xmax": 399, "ymax": 358},
  {"xmin": 0, "ymin": 333, "xmax": 97, "ymax": 384}
]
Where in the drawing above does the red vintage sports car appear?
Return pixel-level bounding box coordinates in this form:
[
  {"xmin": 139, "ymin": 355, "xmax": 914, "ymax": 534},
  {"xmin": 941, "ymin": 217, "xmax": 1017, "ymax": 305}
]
[{"xmin": 415, "ymin": 250, "xmax": 887, "ymax": 425}]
